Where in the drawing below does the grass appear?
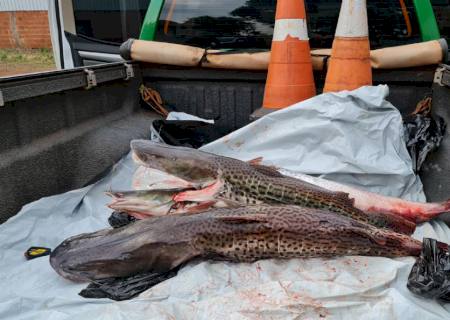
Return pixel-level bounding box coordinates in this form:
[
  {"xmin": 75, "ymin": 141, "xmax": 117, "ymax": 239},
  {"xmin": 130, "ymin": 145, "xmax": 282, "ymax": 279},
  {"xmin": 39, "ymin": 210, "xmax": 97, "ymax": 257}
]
[
  {"xmin": 0, "ymin": 48, "xmax": 55, "ymax": 76},
  {"xmin": 0, "ymin": 48, "xmax": 54, "ymax": 64}
]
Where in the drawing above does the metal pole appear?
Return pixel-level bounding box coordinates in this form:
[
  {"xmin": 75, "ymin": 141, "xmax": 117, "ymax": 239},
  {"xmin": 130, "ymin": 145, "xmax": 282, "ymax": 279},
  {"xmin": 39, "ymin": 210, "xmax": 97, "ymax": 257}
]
[
  {"xmin": 412, "ymin": 0, "xmax": 440, "ymax": 41},
  {"xmin": 139, "ymin": 0, "xmax": 165, "ymax": 40}
]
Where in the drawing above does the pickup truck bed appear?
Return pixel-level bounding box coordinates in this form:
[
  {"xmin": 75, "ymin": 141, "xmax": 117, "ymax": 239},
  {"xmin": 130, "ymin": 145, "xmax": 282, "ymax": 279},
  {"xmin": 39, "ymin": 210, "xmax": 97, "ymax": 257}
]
[{"xmin": 1, "ymin": 62, "xmax": 450, "ymax": 223}]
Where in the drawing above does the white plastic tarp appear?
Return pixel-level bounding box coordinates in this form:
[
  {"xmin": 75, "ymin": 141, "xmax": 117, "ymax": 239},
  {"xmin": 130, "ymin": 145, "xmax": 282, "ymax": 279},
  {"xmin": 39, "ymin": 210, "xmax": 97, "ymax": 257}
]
[{"xmin": 1, "ymin": 85, "xmax": 449, "ymax": 320}]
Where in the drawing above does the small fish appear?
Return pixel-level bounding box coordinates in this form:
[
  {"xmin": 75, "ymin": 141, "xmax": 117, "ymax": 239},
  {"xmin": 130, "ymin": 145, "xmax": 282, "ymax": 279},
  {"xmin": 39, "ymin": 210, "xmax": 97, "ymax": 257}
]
[
  {"xmin": 106, "ymin": 190, "xmax": 220, "ymax": 219},
  {"xmin": 130, "ymin": 140, "xmax": 416, "ymax": 234},
  {"xmin": 106, "ymin": 190, "xmax": 177, "ymax": 219},
  {"xmin": 50, "ymin": 205, "xmax": 423, "ymax": 285}
]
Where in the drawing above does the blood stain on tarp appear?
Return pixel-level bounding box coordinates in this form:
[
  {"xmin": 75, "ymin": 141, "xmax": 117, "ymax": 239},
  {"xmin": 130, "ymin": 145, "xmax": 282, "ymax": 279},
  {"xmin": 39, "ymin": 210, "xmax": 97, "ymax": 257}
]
[
  {"xmin": 278, "ymin": 281, "xmax": 330, "ymax": 318},
  {"xmin": 294, "ymin": 266, "xmax": 316, "ymax": 282},
  {"xmin": 225, "ymin": 272, "xmax": 233, "ymax": 288}
]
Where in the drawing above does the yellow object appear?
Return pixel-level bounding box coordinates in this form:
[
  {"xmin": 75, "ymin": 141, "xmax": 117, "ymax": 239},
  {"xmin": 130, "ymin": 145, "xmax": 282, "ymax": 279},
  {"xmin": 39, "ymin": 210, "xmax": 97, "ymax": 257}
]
[{"xmin": 29, "ymin": 248, "xmax": 47, "ymax": 256}]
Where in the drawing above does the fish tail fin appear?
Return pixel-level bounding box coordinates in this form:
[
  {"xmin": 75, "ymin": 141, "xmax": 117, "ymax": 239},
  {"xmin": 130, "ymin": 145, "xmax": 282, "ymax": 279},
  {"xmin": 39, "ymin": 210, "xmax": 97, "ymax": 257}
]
[
  {"xmin": 407, "ymin": 238, "xmax": 450, "ymax": 301},
  {"xmin": 352, "ymin": 225, "xmax": 419, "ymax": 250},
  {"xmin": 439, "ymin": 199, "xmax": 450, "ymax": 216},
  {"xmin": 428, "ymin": 198, "xmax": 450, "ymax": 221},
  {"xmin": 413, "ymin": 199, "xmax": 450, "ymax": 223},
  {"xmin": 79, "ymin": 267, "xmax": 180, "ymax": 301},
  {"xmin": 368, "ymin": 211, "xmax": 417, "ymax": 235}
]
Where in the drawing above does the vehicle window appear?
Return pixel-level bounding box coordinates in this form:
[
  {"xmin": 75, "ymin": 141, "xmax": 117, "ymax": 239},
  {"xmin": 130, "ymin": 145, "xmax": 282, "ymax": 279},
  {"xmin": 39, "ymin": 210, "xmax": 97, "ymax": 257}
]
[
  {"xmin": 73, "ymin": 0, "xmax": 151, "ymax": 43},
  {"xmin": 156, "ymin": 0, "xmax": 422, "ymax": 49},
  {"xmin": 366, "ymin": 0, "xmax": 421, "ymax": 48},
  {"xmin": 156, "ymin": 0, "xmax": 275, "ymax": 49},
  {"xmin": 432, "ymin": 0, "xmax": 450, "ymax": 42}
]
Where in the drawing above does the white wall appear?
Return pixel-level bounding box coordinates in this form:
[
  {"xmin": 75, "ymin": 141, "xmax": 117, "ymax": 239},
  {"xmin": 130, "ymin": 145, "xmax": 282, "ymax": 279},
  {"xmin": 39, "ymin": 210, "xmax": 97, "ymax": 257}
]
[{"xmin": 0, "ymin": 0, "xmax": 49, "ymax": 12}]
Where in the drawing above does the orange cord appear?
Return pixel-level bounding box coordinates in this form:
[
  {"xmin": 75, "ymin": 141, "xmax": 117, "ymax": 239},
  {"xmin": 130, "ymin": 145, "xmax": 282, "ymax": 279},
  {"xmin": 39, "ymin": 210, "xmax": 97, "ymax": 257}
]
[
  {"xmin": 163, "ymin": 0, "xmax": 177, "ymax": 34},
  {"xmin": 412, "ymin": 97, "xmax": 432, "ymax": 116},
  {"xmin": 140, "ymin": 85, "xmax": 169, "ymax": 117},
  {"xmin": 399, "ymin": 0, "xmax": 412, "ymax": 37}
]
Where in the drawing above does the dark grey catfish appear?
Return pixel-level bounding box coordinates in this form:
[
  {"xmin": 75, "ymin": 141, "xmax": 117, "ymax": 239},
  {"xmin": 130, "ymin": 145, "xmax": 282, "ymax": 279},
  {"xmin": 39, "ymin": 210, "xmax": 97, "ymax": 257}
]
[{"xmin": 50, "ymin": 205, "xmax": 421, "ymax": 284}]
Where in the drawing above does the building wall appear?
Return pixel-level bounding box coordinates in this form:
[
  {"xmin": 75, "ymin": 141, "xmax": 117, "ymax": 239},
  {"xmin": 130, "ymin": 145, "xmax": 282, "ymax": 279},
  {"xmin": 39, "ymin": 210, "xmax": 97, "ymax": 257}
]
[
  {"xmin": 0, "ymin": 0, "xmax": 48, "ymax": 12},
  {"xmin": 0, "ymin": 11, "xmax": 51, "ymax": 49}
]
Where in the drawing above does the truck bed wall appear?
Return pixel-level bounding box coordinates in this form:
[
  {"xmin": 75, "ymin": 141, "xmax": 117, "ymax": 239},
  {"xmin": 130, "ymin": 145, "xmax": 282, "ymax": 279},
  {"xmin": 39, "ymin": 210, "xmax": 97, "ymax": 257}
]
[
  {"xmin": 0, "ymin": 63, "xmax": 159, "ymax": 223},
  {"xmin": 142, "ymin": 66, "xmax": 434, "ymax": 133}
]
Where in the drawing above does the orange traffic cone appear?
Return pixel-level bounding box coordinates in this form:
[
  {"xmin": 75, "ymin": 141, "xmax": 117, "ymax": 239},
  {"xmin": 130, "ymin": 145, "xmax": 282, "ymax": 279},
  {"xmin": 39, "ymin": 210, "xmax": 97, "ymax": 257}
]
[
  {"xmin": 323, "ymin": 0, "xmax": 372, "ymax": 92},
  {"xmin": 251, "ymin": 0, "xmax": 315, "ymax": 119}
]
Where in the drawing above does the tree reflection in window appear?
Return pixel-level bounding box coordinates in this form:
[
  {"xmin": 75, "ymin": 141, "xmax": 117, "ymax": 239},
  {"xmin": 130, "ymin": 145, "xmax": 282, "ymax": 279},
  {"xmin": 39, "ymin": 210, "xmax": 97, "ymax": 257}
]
[{"xmin": 156, "ymin": 0, "xmax": 422, "ymax": 49}]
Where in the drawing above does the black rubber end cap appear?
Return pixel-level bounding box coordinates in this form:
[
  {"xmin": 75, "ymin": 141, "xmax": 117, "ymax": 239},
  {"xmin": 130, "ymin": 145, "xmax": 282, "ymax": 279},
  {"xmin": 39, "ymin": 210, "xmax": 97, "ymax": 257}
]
[
  {"xmin": 438, "ymin": 38, "xmax": 448, "ymax": 64},
  {"xmin": 120, "ymin": 38, "xmax": 135, "ymax": 60}
]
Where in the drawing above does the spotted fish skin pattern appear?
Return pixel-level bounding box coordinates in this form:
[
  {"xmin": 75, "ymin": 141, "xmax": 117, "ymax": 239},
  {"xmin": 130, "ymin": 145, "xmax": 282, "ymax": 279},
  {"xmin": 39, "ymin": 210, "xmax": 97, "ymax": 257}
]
[
  {"xmin": 210, "ymin": 157, "xmax": 414, "ymax": 234},
  {"xmin": 50, "ymin": 206, "xmax": 422, "ymax": 283},
  {"xmin": 191, "ymin": 206, "xmax": 421, "ymax": 261},
  {"xmin": 131, "ymin": 140, "xmax": 416, "ymax": 234}
]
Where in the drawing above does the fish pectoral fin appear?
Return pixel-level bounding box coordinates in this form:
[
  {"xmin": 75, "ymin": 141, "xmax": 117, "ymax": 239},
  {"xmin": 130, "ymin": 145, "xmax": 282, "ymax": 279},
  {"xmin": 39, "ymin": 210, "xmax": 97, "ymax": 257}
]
[
  {"xmin": 173, "ymin": 179, "xmax": 223, "ymax": 202},
  {"xmin": 214, "ymin": 197, "xmax": 242, "ymax": 208},
  {"xmin": 350, "ymin": 227, "xmax": 387, "ymax": 246},
  {"xmin": 215, "ymin": 214, "xmax": 269, "ymax": 224},
  {"xmin": 79, "ymin": 268, "xmax": 180, "ymax": 301}
]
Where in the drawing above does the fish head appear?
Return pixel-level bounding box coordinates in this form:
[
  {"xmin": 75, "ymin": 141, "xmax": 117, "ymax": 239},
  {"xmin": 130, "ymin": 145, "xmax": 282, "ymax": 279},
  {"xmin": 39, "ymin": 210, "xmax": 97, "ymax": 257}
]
[
  {"xmin": 50, "ymin": 218, "xmax": 198, "ymax": 282},
  {"xmin": 50, "ymin": 229, "xmax": 116, "ymax": 282},
  {"xmin": 131, "ymin": 140, "xmax": 219, "ymax": 187}
]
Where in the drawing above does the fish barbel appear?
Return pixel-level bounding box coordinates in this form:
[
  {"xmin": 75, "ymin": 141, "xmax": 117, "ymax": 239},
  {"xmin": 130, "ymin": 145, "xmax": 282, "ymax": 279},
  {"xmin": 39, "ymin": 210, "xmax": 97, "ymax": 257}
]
[
  {"xmin": 130, "ymin": 140, "xmax": 416, "ymax": 234},
  {"xmin": 50, "ymin": 205, "xmax": 422, "ymax": 284}
]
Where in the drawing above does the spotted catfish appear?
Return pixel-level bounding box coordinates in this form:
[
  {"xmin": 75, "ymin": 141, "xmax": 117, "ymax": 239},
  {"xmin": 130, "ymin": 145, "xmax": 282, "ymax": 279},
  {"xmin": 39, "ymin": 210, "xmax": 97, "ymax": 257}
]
[
  {"xmin": 50, "ymin": 206, "xmax": 422, "ymax": 288},
  {"xmin": 130, "ymin": 140, "xmax": 416, "ymax": 234}
]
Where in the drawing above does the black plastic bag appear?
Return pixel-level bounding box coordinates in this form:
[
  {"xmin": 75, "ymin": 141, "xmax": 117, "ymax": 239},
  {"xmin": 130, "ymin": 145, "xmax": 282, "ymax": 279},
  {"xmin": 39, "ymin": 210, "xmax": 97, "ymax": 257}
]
[
  {"xmin": 79, "ymin": 268, "xmax": 180, "ymax": 301},
  {"xmin": 152, "ymin": 120, "xmax": 228, "ymax": 149},
  {"xmin": 108, "ymin": 211, "xmax": 137, "ymax": 228},
  {"xmin": 407, "ymin": 238, "xmax": 450, "ymax": 301},
  {"xmin": 403, "ymin": 98, "xmax": 446, "ymax": 172}
]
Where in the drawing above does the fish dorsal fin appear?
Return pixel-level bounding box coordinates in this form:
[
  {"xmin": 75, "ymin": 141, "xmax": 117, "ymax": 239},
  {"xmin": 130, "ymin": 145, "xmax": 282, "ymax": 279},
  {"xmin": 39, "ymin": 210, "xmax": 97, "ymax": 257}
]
[
  {"xmin": 247, "ymin": 157, "xmax": 264, "ymax": 165},
  {"xmin": 250, "ymin": 164, "xmax": 285, "ymax": 178},
  {"xmin": 350, "ymin": 227, "xmax": 387, "ymax": 246},
  {"xmin": 246, "ymin": 157, "xmax": 283, "ymax": 177},
  {"xmin": 333, "ymin": 192, "xmax": 355, "ymax": 206},
  {"xmin": 216, "ymin": 214, "xmax": 269, "ymax": 224}
]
